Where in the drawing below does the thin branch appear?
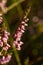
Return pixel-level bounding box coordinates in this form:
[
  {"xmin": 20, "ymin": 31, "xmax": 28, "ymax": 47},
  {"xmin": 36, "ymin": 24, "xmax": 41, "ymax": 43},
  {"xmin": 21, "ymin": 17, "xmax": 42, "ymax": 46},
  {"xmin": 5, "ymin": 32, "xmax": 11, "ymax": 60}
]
[
  {"xmin": 4, "ymin": 0, "xmax": 25, "ymax": 14},
  {"xmin": 25, "ymin": 7, "xmax": 31, "ymax": 17}
]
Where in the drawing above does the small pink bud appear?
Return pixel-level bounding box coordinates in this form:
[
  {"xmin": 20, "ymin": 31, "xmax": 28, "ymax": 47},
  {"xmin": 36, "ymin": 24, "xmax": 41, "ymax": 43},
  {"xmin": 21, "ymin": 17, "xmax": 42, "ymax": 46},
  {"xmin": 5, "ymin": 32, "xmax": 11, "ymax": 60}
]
[
  {"xmin": 21, "ymin": 21, "xmax": 25, "ymax": 24},
  {"xmin": 4, "ymin": 30, "xmax": 10, "ymax": 36},
  {"xmin": 18, "ymin": 27, "xmax": 21, "ymax": 31},
  {"xmin": 26, "ymin": 18, "xmax": 29, "ymax": 21},
  {"xmin": 7, "ymin": 44, "xmax": 11, "ymax": 48},
  {"xmin": 17, "ymin": 47, "xmax": 21, "ymax": 50},
  {"xmin": 24, "ymin": 23, "xmax": 28, "ymax": 26},
  {"xmin": 16, "ymin": 37, "xmax": 21, "ymax": 41},
  {"xmin": 21, "ymin": 25, "xmax": 25, "ymax": 30},
  {"xmin": 3, "ymin": 37, "xmax": 7, "ymax": 43},
  {"xmin": 13, "ymin": 41, "xmax": 18, "ymax": 44},
  {"xmin": 0, "ymin": 40, "xmax": 3, "ymax": 47},
  {"xmin": 20, "ymin": 41, "xmax": 23, "ymax": 45},
  {"xmin": 21, "ymin": 29, "xmax": 24, "ymax": 33},
  {"xmin": 3, "ymin": 46, "xmax": 8, "ymax": 51}
]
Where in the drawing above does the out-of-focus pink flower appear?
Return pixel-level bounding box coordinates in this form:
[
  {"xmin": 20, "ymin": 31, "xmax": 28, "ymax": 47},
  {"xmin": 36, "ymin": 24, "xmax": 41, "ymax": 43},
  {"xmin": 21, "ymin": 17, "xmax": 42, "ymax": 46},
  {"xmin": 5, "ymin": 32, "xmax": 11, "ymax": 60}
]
[
  {"xmin": 2, "ymin": 0, "xmax": 7, "ymax": 5},
  {"xmin": 32, "ymin": 16, "xmax": 39, "ymax": 23},
  {"xmin": 0, "ymin": 0, "xmax": 7, "ymax": 13}
]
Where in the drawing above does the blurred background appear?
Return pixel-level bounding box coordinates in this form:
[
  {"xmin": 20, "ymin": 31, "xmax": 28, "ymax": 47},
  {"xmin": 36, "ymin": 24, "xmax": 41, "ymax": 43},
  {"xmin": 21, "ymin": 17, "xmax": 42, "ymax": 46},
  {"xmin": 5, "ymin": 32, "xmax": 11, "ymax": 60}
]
[{"xmin": 4, "ymin": 0, "xmax": 43, "ymax": 65}]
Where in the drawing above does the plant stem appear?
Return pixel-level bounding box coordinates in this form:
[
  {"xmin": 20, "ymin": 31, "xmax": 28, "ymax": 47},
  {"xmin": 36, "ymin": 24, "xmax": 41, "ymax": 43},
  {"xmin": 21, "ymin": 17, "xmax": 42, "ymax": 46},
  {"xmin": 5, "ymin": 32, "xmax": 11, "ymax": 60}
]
[{"xmin": 5, "ymin": 0, "xmax": 24, "ymax": 13}]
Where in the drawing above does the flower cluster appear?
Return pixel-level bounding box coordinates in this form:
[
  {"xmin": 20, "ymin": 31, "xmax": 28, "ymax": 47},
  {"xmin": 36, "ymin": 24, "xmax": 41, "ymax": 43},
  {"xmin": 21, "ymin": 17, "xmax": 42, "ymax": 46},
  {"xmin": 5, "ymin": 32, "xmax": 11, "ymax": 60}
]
[
  {"xmin": 13, "ymin": 16, "xmax": 29, "ymax": 50},
  {"xmin": 0, "ymin": 13, "xmax": 11, "ymax": 64}
]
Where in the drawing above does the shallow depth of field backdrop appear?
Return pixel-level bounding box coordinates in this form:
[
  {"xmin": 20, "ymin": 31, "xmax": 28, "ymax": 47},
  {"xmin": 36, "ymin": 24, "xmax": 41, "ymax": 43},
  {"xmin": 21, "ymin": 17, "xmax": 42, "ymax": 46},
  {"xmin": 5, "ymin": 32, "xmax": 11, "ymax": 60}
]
[{"xmin": 0, "ymin": 0, "xmax": 43, "ymax": 65}]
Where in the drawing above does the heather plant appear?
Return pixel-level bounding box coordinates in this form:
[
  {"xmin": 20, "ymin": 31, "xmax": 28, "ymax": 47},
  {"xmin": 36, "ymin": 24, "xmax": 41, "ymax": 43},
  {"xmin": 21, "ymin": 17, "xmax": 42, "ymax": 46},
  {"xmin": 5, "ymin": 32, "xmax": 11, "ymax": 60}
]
[{"xmin": 0, "ymin": 0, "xmax": 43, "ymax": 65}]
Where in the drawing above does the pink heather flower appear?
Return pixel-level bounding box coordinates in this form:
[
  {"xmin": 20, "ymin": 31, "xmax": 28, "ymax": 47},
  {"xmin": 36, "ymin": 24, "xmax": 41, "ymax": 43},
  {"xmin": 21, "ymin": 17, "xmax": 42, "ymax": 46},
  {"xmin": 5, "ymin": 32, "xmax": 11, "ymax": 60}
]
[
  {"xmin": 3, "ymin": 43, "xmax": 11, "ymax": 51},
  {"xmin": 0, "ymin": 40, "xmax": 3, "ymax": 47},
  {"xmin": 7, "ymin": 43, "xmax": 11, "ymax": 48},
  {"xmin": 13, "ymin": 17, "xmax": 29, "ymax": 50},
  {"xmin": 13, "ymin": 41, "xmax": 18, "ymax": 45},
  {"xmin": 21, "ymin": 25, "xmax": 25, "ymax": 30},
  {"xmin": 5, "ymin": 54, "xmax": 11, "ymax": 63},
  {"xmin": 0, "ymin": 16, "xmax": 3, "ymax": 24},
  {"xmin": 3, "ymin": 44, "xmax": 10, "ymax": 51},
  {"xmin": 19, "ymin": 41, "xmax": 23, "ymax": 45},
  {"xmin": 17, "ymin": 46, "xmax": 21, "ymax": 50},
  {"xmin": 2, "ymin": 0, "xmax": 7, "ymax": 5},
  {"xmin": 25, "ymin": 18, "xmax": 29, "ymax": 22},
  {"xmin": 17, "ymin": 32, "xmax": 22, "ymax": 38},
  {"xmin": 4, "ymin": 34, "xmax": 8, "ymax": 40},
  {"xmin": 21, "ymin": 29, "xmax": 24, "ymax": 33},
  {"xmin": 3, "ymin": 46, "xmax": 8, "ymax": 51},
  {"xmin": 4, "ymin": 30, "xmax": 10, "ymax": 36},
  {"xmin": 0, "ymin": 54, "xmax": 11, "ymax": 64},
  {"xmin": 1, "ymin": 56, "xmax": 6, "ymax": 64},
  {"xmin": 17, "ymin": 41, "xmax": 23, "ymax": 47},
  {"xmin": 21, "ymin": 21, "xmax": 25, "ymax": 24},
  {"xmin": 24, "ymin": 23, "xmax": 28, "ymax": 26},
  {"xmin": 0, "ymin": 13, "xmax": 3, "ymax": 24},
  {"xmin": 2, "ymin": 30, "xmax": 10, "ymax": 43},
  {"xmin": 3, "ymin": 37, "xmax": 8, "ymax": 43},
  {"xmin": 3, "ymin": 30, "xmax": 10, "ymax": 43},
  {"xmin": 16, "ymin": 37, "xmax": 21, "ymax": 41}
]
